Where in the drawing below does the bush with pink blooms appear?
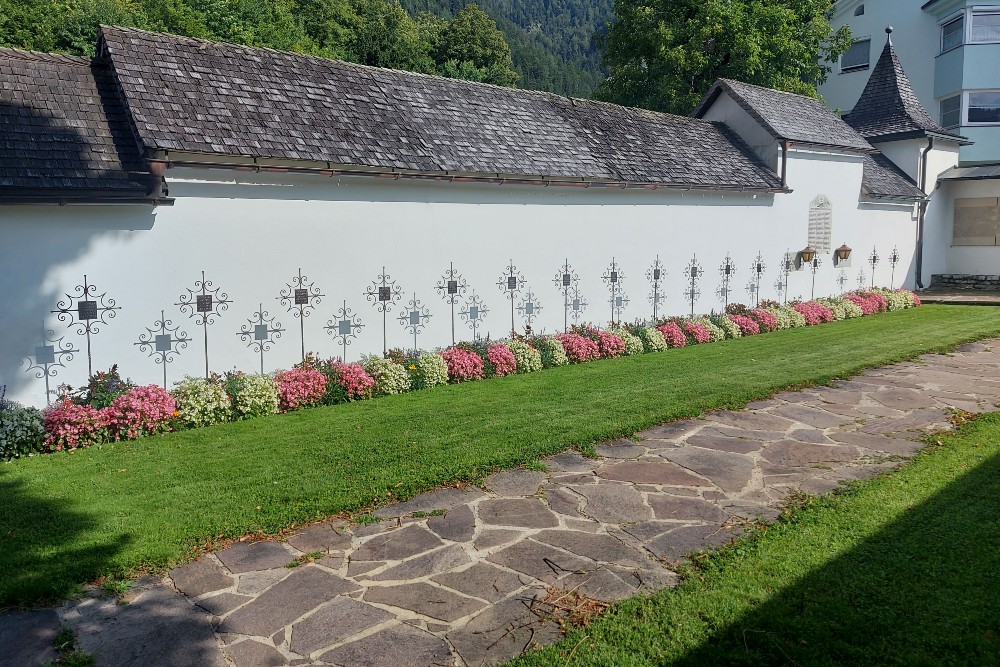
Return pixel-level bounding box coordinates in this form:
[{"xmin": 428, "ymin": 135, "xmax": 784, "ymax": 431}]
[
  {"xmin": 656, "ymin": 322, "xmax": 688, "ymax": 348},
  {"xmin": 43, "ymin": 398, "xmax": 111, "ymax": 451},
  {"xmin": 487, "ymin": 343, "xmax": 518, "ymax": 377},
  {"xmin": 750, "ymin": 309, "xmax": 779, "ymax": 333},
  {"xmin": 106, "ymin": 385, "xmax": 176, "ymax": 440},
  {"xmin": 844, "ymin": 291, "xmax": 889, "ymax": 315},
  {"xmin": 596, "ymin": 331, "xmax": 626, "ymax": 358},
  {"xmin": 555, "ymin": 333, "xmax": 600, "ymax": 363},
  {"xmin": 275, "ymin": 367, "xmax": 328, "ymax": 411},
  {"xmin": 792, "ymin": 301, "xmax": 835, "ymax": 326},
  {"xmin": 728, "ymin": 314, "xmax": 760, "ymax": 336},
  {"xmin": 327, "ymin": 361, "xmax": 375, "ymax": 402},
  {"xmin": 441, "ymin": 347, "xmax": 485, "ymax": 382},
  {"xmin": 683, "ymin": 321, "xmax": 711, "ymax": 344}
]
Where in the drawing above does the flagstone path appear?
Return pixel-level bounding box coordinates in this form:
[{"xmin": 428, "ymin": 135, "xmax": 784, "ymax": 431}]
[{"xmin": 7, "ymin": 341, "xmax": 1000, "ymax": 667}]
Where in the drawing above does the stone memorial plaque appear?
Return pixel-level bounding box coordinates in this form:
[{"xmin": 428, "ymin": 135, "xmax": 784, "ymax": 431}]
[
  {"xmin": 196, "ymin": 294, "xmax": 213, "ymax": 312},
  {"xmin": 254, "ymin": 324, "xmax": 269, "ymax": 340},
  {"xmin": 808, "ymin": 195, "xmax": 833, "ymax": 253},
  {"xmin": 35, "ymin": 345, "xmax": 55, "ymax": 365},
  {"xmin": 78, "ymin": 301, "xmax": 98, "ymax": 320},
  {"xmin": 294, "ymin": 288, "xmax": 309, "ymax": 305},
  {"xmin": 378, "ymin": 286, "xmax": 391, "ymax": 302},
  {"xmin": 155, "ymin": 334, "xmax": 173, "ymax": 352}
]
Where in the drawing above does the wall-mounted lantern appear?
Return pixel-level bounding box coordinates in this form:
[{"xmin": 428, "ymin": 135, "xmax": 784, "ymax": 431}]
[
  {"xmin": 799, "ymin": 246, "xmax": 817, "ymax": 268},
  {"xmin": 836, "ymin": 243, "xmax": 852, "ymax": 262}
]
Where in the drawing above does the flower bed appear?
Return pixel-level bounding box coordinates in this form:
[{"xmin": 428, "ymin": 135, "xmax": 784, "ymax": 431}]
[{"xmin": 24, "ymin": 289, "xmax": 922, "ymax": 456}]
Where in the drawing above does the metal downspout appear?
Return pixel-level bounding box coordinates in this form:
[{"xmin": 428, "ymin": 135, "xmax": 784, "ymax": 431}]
[{"xmin": 915, "ymin": 137, "xmax": 934, "ymax": 289}]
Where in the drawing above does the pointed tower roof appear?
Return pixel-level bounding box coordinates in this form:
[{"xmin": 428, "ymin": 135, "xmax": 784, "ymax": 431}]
[{"xmin": 843, "ymin": 27, "xmax": 966, "ymax": 143}]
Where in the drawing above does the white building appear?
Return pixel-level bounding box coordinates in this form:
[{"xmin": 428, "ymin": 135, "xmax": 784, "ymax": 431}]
[{"xmin": 0, "ymin": 26, "xmax": 954, "ymax": 407}]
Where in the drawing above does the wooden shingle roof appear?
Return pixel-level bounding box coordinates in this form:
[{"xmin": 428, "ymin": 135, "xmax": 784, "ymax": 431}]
[
  {"xmin": 96, "ymin": 26, "xmax": 783, "ymax": 191},
  {"xmin": 0, "ymin": 48, "xmax": 154, "ymax": 202}
]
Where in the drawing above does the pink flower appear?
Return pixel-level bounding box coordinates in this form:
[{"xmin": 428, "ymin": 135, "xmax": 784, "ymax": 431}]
[
  {"xmin": 656, "ymin": 323, "xmax": 688, "ymax": 348},
  {"xmin": 487, "ymin": 343, "xmax": 517, "ymax": 376},
  {"xmin": 43, "ymin": 398, "xmax": 111, "ymax": 451},
  {"xmin": 105, "ymin": 385, "xmax": 176, "ymax": 440},
  {"xmin": 792, "ymin": 301, "xmax": 835, "ymax": 325},
  {"xmin": 441, "ymin": 347, "xmax": 485, "ymax": 382},
  {"xmin": 682, "ymin": 321, "xmax": 711, "ymax": 344},
  {"xmin": 275, "ymin": 367, "xmax": 327, "ymax": 411},
  {"xmin": 328, "ymin": 361, "xmax": 375, "ymax": 400},
  {"xmin": 750, "ymin": 309, "xmax": 779, "ymax": 333},
  {"xmin": 595, "ymin": 331, "xmax": 625, "ymax": 358},
  {"xmin": 554, "ymin": 333, "xmax": 600, "ymax": 363},
  {"xmin": 728, "ymin": 314, "xmax": 760, "ymax": 336}
]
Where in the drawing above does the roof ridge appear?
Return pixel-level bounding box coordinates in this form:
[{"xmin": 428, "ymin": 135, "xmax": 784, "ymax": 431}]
[
  {"xmin": 0, "ymin": 47, "xmax": 92, "ymax": 67},
  {"xmin": 717, "ymin": 78, "xmax": 822, "ymax": 103}
]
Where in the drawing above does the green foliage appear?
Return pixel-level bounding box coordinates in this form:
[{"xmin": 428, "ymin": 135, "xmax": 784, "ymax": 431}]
[
  {"xmin": 0, "ymin": 402, "xmax": 46, "ymax": 461},
  {"xmin": 407, "ymin": 353, "xmax": 449, "ymax": 389},
  {"xmin": 70, "ymin": 365, "xmax": 134, "ymax": 410},
  {"xmin": 361, "ymin": 357, "xmax": 412, "ymax": 396},
  {"xmin": 170, "ymin": 377, "xmax": 231, "ymax": 428},
  {"xmin": 596, "ymin": 0, "xmax": 853, "ymax": 114},
  {"xmin": 226, "ymin": 373, "xmax": 280, "ymax": 419},
  {"xmin": 433, "ymin": 4, "xmax": 517, "ymax": 85}
]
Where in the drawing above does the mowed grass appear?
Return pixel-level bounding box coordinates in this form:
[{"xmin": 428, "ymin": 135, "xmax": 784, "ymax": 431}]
[
  {"xmin": 0, "ymin": 305, "xmax": 998, "ymax": 607},
  {"xmin": 510, "ymin": 413, "xmax": 1000, "ymax": 666}
]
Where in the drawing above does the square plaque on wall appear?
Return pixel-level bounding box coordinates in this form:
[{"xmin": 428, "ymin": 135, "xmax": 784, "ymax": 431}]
[
  {"xmin": 78, "ymin": 301, "xmax": 98, "ymax": 320},
  {"xmin": 294, "ymin": 288, "xmax": 309, "ymax": 305},
  {"xmin": 196, "ymin": 294, "xmax": 213, "ymax": 312}
]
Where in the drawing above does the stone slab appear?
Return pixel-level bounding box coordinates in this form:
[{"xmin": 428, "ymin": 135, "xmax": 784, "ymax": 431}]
[
  {"xmin": 533, "ymin": 529, "xmax": 649, "ymax": 568},
  {"xmin": 370, "ymin": 544, "xmax": 471, "ymax": 581},
  {"xmin": 195, "ymin": 592, "xmax": 253, "ymax": 617},
  {"xmin": 478, "ymin": 498, "xmax": 559, "ymax": 528},
  {"xmin": 286, "ymin": 523, "xmax": 351, "ymax": 554},
  {"xmin": 474, "ymin": 529, "xmax": 524, "ymax": 550},
  {"xmin": 432, "ymin": 562, "xmax": 527, "ymax": 603},
  {"xmin": 571, "ymin": 483, "xmax": 653, "ymax": 524},
  {"xmin": 169, "ymin": 558, "xmax": 235, "ymax": 598},
  {"xmin": 762, "ymin": 441, "xmax": 860, "ymax": 467},
  {"xmin": 426, "ymin": 504, "xmax": 476, "ymax": 542},
  {"xmin": 488, "ymin": 539, "xmax": 596, "ymax": 584},
  {"xmin": 352, "ymin": 524, "xmax": 444, "ymax": 562},
  {"xmin": 235, "ymin": 569, "xmax": 288, "ymax": 596},
  {"xmin": 375, "ymin": 487, "xmax": 486, "ymax": 518},
  {"xmin": 769, "ymin": 404, "xmax": 852, "ymax": 429},
  {"xmin": 684, "ymin": 434, "xmax": 762, "ymax": 454},
  {"xmin": 0, "ymin": 609, "xmax": 60, "ymax": 666},
  {"xmin": 289, "ymin": 597, "xmax": 394, "ymax": 656},
  {"xmin": 484, "ymin": 469, "xmax": 547, "ymax": 496},
  {"xmin": 319, "ymin": 623, "xmax": 453, "ymax": 667},
  {"xmin": 595, "ymin": 460, "xmax": 712, "ymax": 486},
  {"xmin": 224, "ymin": 639, "xmax": 286, "ymax": 667},
  {"xmin": 363, "ymin": 582, "xmax": 486, "ymax": 622},
  {"xmin": 646, "ymin": 524, "xmax": 731, "ymax": 562},
  {"xmin": 705, "ymin": 411, "xmax": 795, "ymax": 432},
  {"xmin": 648, "ymin": 495, "xmax": 728, "ymax": 523},
  {"xmin": 659, "ymin": 447, "xmax": 754, "ymax": 493},
  {"xmin": 216, "ymin": 542, "xmax": 293, "ymax": 574},
  {"xmin": 446, "ymin": 590, "xmax": 558, "ymax": 667}
]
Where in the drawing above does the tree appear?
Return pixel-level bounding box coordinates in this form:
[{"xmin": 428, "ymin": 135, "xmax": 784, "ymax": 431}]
[
  {"xmin": 434, "ymin": 3, "xmax": 517, "ymax": 86},
  {"xmin": 595, "ymin": 0, "xmax": 853, "ymax": 115}
]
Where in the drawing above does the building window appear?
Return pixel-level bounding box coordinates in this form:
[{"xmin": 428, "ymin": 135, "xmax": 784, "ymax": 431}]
[
  {"xmin": 953, "ymin": 198, "xmax": 1000, "ymax": 246},
  {"xmin": 940, "ymin": 95, "xmax": 962, "ymax": 128},
  {"xmin": 968, "ymin": 91, "xmax": 1000, "ymax": 124},
  {"xmin": 941, "ymin": 15, "xmax": 964, "ymax": 52},
  {"xmin": 854, "ymin": 4, "xmax": 864, "ymax": 17},
  {"xmin": 841, "ymin": 39, "xmax": 870, "ymax": 72},
  {"xmin": 971, "ymin": 12, "xmax": 1000, "ymax": 43}
]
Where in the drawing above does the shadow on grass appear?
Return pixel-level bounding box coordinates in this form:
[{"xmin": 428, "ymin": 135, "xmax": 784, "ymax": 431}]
[
  {"xmin": 0, "ymin": 473, "xmax": 129, "ymax": 608},
  {"xmin": 676, "ymin": 452, "xmax": 1000, "ymax": 665}
]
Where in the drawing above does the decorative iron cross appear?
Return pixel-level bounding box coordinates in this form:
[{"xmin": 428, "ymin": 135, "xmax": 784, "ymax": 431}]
[
  {"xmin": 397, "ymin": 293, "xmax": 431, "ymax": 353},
  {"xmin": 868, "ymin": 247, "xmax": 880, "ymax": 288},
  {"xmin": 837, "ymin": 270, "xmax": 849, "ymax": 293},
  {"xmin": 517, "ymin": 290, "xmax": 542, "ymax": 328},
  {"xmin": 176, "ymin": 270, "xmax": 232, "ymax": 378},
  {"xmin": 364, "ymin": 267, "xmax": 402, "ymax": 354},
  {"xmin": 460, "ymin": 291, "xmax": 489, "ymax": 340},
  {"xmin": 569, "ymin": 284, "xmax": 588, "ymax": 323},
  {"xmin": 553, "ymin": 259, "xmax": 579, "ymax": 333},
  {"xmin": 434, "ymin": 262, "xmax": 468, "ymax": 345},
  {"xmin": 237, "ymin": 304, "xmax": 284, "ymax": 374},
  {"xmin": 889, "ymin": 246, "xmax": 900, "ymax": 289},
  {"xmin": 717, "ymin": 254, "xmax": 736, "ymax": 308},
  {"xmin": 751, "ymin": 253, "xmax": 766, "ymax": 306},
  {"xmin": 51, "ymin": 274, "xmax": 120, "ymax": 376},
  {"xmin": 684, "ymin": 255, "xmax": 704, "ymax": 317},
  {"xmin": 21, "ymin": 322, "xmax": 79, "ymax": 405},
  {"xmin": 780, "ymin": 249, "xmax": 794, "ymax": 304},
  {"xmin": 278, "ymin": 268, "xmax": 325, "ymax": 361},
  {"xmin": 601, "ymin": 258, "xmax": 626, "ymax": 326},
  {"xmin": 610, "ymin": 291, "xmax": 630, "ymax": 326},
  {"xmin": 646, "ymin": 256, "xmax": 665, "ymax": 321},
  {"xmin": 325, "ymin": 300, "xmax": 365, "ymax": 362},
  {"xmin": 857, "ymin": 270, "xmax": 867, "ymax": 288},
  {"xmin": 809, "ymin": 256, "xmax": 822, "ymax": 300},
  {"xmin": 496, "ymin": 261, "xmax": 526, "ymax": 336},
  {"xmin": 134, "ymin": 310, "xmax": 191, "ymax": 389}
]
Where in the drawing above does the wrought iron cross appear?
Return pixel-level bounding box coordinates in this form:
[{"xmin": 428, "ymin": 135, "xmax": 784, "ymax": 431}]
[
  {"xmin": 837, "ymin": 270, "xmax": 849, "ymax": 293},
  {"xmin": 857, "ymin": 270, "xmax": 867, "ymax": 288},
  {"xmin": 460, "ymin": 291, "xmax": 489, "ymax": 340},
  {"xmin": 434, "ymin": 262, "xmax": 468, "ymax": 345},
  {"xmin": 278, "ymin": 268, "xmax": 325, "ymax": 362},
  {"xmin": 134, "ymin": 310, "xmax": 191, "ymax": 389},
  {"xmin": 51, "ymin": 274, "xmax": 120, "ymax": 376},
  {"xmin": 780, "ymin": 249, "xmax": 793, "ymax": 305},
  {"xmin": 684, "ymin": 254, "xmax": 704, "ymax": 317},
  {"xmin": 601, "ymin": 258, "xmax": 625, "ymax": 326},
  {"xmin": 569, "ymin": 284, "xmax": 588, "ymax": 324},
  {"xmin": 889, "ymin": 246, "xmax": 900, "ymax": 289},
  {"xmin": 717, "ymin": 254, "xmax": 736, "ymax": 309},
  {"xmin": 610, "ymin": 291, "xmax": 630, "ymax": 326},
  {"xmin": 237, "ymin": 303, "xmax": 284, "ymax": 374},
  {"xmin": 868, "ymin": 247, "xmax": 880, "ymax": 289},
  {"xmin": 646, "ymin": 256, "xmax": 665, "ymax": 322},
  {"xmin": 398, "ymin": 293, "xmax": 431, "ymax": 354},
  {"xmin": 809, "ymin": 256, "xmax": 822, "ymax": 300},
  {"xmin": 325, "ymin": 300, "xmax": 364, "ymax": 361},
  {"xmin": 363, "ymin": 267, "xmax": 402, "ymax": 354},
  {"xmin": 517, "ymin": 290, "xmax": 542, "ymax": 329},
  {"xmin": 751, "ymin": 253, "xmax": 766, "ymax": 307},
  {"xmin": 496, "ymin": 261, "xmax": 526, "ymax": 337},
  {"xmin": 21, "ymin": 322, "xmax": 79, "ymax": 405},
  {"xmin": 175, "ymin": 271, "xmax": 232, "ymax": 379},
  {"xmin": 553, "ymin": 259, "xmax": 578, "ymax": 333}
]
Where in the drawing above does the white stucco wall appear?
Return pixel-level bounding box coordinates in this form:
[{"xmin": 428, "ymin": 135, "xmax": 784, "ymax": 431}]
[
  {"xmin": 696, "ymin": 93, "xmax": 780, "ymax": 170},
  {"xmin": 0, "ymin": 156, "xmax": 919, "ymax": 407},
  {"xmin": 925, "ymin": 178, "xmax": 1000, "ymax": 275}
]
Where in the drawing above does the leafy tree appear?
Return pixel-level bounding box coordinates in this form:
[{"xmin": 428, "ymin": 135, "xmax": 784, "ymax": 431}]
[
  {"xmin": 434, "ymin": 4, "xmax": 517, "ymax": 86},
  {"xmin": 344, "ymin": 0, "xmax": 435, "ymax": 71},
  {"xmin": 596, "ymin": 0, "xmax": 853, "ymax": 114}
]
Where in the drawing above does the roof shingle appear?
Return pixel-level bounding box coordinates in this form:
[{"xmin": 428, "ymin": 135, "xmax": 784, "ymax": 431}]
[
  {"xmin": 861, "ymin": 153, "xmax": 927, "ymax": 200},
  {"xmin": 97, "ymin": 26, "xmax": 783, "ymax": 190}
]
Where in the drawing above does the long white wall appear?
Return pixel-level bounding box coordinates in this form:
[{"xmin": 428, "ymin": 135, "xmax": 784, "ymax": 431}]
[{"xmin": 0, "ymin": 155, "xmax": 918, "ymax": 407}]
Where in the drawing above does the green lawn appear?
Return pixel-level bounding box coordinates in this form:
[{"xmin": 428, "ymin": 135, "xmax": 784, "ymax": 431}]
[
  {"xmin": 511, "ymin": 412, "xmax": 1000, "ymax": 666},
  {"xmin": 1, "ymin": 305, "xmax": 998, "ymax": 607}
]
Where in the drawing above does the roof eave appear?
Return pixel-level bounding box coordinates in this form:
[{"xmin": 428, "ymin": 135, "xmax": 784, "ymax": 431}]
[
  {"xmin": 865, "ymin": 128, "xmax": 972, "ymax": 145},
  {"xmin": 0, "ymin": 190, "xmax": 174, "ymax": 206}
]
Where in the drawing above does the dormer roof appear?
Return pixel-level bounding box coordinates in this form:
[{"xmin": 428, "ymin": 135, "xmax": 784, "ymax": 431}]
[{"xmin": 843, "ymin": 29, "xmax": 967, "ymax": 144}]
